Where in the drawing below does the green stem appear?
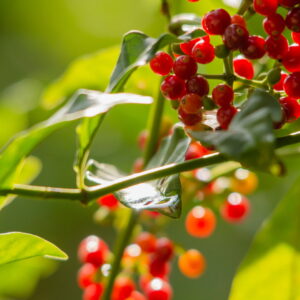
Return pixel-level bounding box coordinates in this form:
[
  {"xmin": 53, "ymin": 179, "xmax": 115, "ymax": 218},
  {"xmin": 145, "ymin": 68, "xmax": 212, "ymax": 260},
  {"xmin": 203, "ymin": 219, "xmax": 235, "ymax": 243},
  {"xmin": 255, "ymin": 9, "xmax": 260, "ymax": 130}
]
[
  {"xmin": 236, "ymin": 77, "xmax": 268, "ymax": 89},
  {"xmin": 223, "ymin": 56, "xmax": 234, "ymax": 86},
  {"xmin": 102, "ymin": 210, "xmax": 139, "ymax": 300},
  {"xmin": 199, "ymin": 74, "xmax": 227, "ymax": 80},
  {"xmin": 237, "ymin": 0, "xmax": 253, "ymax": 15}
]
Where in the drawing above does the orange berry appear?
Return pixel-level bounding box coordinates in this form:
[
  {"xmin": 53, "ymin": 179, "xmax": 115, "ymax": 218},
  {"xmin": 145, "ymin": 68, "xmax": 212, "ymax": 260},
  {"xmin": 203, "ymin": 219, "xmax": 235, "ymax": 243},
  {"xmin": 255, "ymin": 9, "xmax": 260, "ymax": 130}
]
[
  {"xmin": 230, "ymin": 169, "xmax": 258, "ymax": 194},
  {"xmin": 135, "ymin": 232, "xmax": 157, "ymax": 253},
  {"xmin": 185, "ymin": 206, "xmax": 216, "ymax": 238},
  {"xmin": 178, "ymin": 249, "xmax": 206, "ymax": 278}
]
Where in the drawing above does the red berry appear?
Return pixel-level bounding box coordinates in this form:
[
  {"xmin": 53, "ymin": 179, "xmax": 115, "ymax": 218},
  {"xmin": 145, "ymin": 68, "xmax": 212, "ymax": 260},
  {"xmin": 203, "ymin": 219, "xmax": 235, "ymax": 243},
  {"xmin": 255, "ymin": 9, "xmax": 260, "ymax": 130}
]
[
  {"xmin": 150, "ymin": 52, "xmax": 173, "ymax": 76},
  {"xmin": 292, "ymin": 31, "xmax": 300, "ymax": 44},
  {"xmin": 280, "ymin": 96, "xmax": 300, "ymax": 121},
  {"xmin": 155, "ymin": 237, "xmax": 174, "ymax": 262},
  {"xmin": 221, "ymin": 193, "xmax": 250, "ymax": 222},
  {"xmin": 77, "ymin": 263, "xmax": 97, "ymax": 289},
  {"xmin": 273, "ymin": 72, "xmax": 288, "ymax": 91},
  {"xmin": 161, "ymin": 75, "xmax": 186, "ymax": 100},
  {"xmin": 178, "ymin": 107, "xmax": 202, "ymax": 126},
  {"xmin": 223, "ymin": 24, "xmax": 249, "ymax": 50},
  {"xmin": 231, "ymin": 15, "xmax": 247, "ymax": 28},
  {"xmin": 135, "ymin": 232, "xmax": 157, "ymax": 253},
  {"xmin": 240, "ymin": 36, "xmax": 266, "ymax": 60},
  {"xmin": 185, "ymin": 142, "xmax": 210, "ymax": 160},
  {"xmin": 191, "ymin": 40, "xmax": 215, "ymax": 64},
  {"xmin": 78, "ymin": 235, "xmax": 109, "ymax": 267},
  {"xmin": 263, "ymin": 13, "xmax": 285, "ymax": 36},
  {"xmin": 112, "ymin": 277, "xmax": 135, "ymax": 300},
  {"xmin": 127, "ymin": 291, "xmax": 147, "ymax": 300},
  {"xmin": 97, "ymin": 194, "xmax": 119, "ymax": 210},
  {"xmin": 185, "ymin": 206, "xmax": 216, "ymax": 238},
  {"xmin": 202, "ymin": 9, "xmax": 231, "ymax": 35},
  {"xmin": 233, "ymin": 57, "xmax": 254, "ymax": 79},
  {"xmin": 253, "ymin": 0, "xmax": 278, "ymax": 16},
  {"xmin": 83, "ymin": 283, "xmax": 104, "ymax": 300},
  {"xmin": 149, "ymin": 257, "xmax": 170, "ymax": 278},
  {"xmin": 186, "ymin": 75, "xmax": 209, "ymax": 97},
  {"xmin": 180, "ymin": 93, "xmax": 202, "ymax": 114},
  {"xmin": 178, "ymin": 249, "xmax": 206, "ymax": 278},
  {"xmin": 282, "ymin": 44, "xmax": 300, "ymax": 72},
  {"xmin": 283, "ymin": 72, "xmax": 300, "ymax": 98},
  {"xmin": 217, "ymin": 105, "xmax": 237, "ymax": 129},
  {"xmin": 286, "ymin": 7, "xmax": 300, "ymax": 32},
  {"xmin": 173, "ymin": 55, "xmax": 197, "ymax": 80},
  {"xmin": 180, "ymin": 37, "xmax": 210, "ymax": 56},
  {"xmin": 145, "ymin": 278, "xmax": 173, "ymax": 300},
  {"xmin": 212, "ymin": 84, "xmax": 234, "ymax": 107},
  {"xmin": 265, "ymin": 35, "xmax": 288, "ymax": 60}
]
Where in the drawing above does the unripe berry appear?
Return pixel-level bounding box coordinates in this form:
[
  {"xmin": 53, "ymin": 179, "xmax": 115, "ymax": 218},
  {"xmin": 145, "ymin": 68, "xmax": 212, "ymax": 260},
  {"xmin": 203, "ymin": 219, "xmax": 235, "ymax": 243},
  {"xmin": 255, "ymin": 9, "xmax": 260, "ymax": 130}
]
[
  {"xmin": 240, "ymin": 36, "xmax": 266, "ymax": 60},
  {"xmin": 286, "ymin": 7, "xmax": 300, "ymax": 32},
  {"xmin": 263, "ymin": 13, "xmax": 285, "ymax": 36},
  {"xmin": 149, "ymin": 52, "xmax": 173, "ymax": 76},
  {"xmin": 191, "ymin": 40, "xmax": 215, "ymax": 64},
  {"xmin": 161, "ymin": 75, "xmax": 186, "ymax": 100},
  {"xmin": 217, "ymin": 105, "xmax": 238, "ymax": 129},
  {"xmin": 223, "ymin": 24, "xmax": 249, "ymax": 50},
  {"xmin": 212, "ymin": 84, "xmax": 234, "ymax": 107},
  {"xmin": 233, "ymin": 57, "xmax": 254, "ymax": 79},
  {"xmin": 178, "ymin": 249, "xmax": 206, "ymax": 278},
  {"xmin": 202, "ymin": 9, "xmax": 231, "ymax": 35},
  {"xmin": 186, "ymin": 75, "xmax": 209, "ymax": 97}
]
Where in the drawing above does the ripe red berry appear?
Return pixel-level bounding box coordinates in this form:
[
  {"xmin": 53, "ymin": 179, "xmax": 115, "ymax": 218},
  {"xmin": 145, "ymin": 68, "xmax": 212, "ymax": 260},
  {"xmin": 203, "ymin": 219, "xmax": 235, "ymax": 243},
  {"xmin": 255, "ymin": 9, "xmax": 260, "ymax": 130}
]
[
  {"xmin": 280, "ymin": 97, "xmax": 300, "ymax": 122},
  {"xmin": 149, "ymin": 52, "xmax": 173, "ymax": 76},
  {"xmin": 253, "ymin": 0, "xmax": 278, "ymax": 16},
  {"xmin": 155, "ymin": 237, "xmax": 174, "ymax": 262},
  {"xmin": 265, "ymin": 35, "xmax": 288, "ymax": 60},
  {"xmin": 78, "ymin": 235, "xmax": 109, "ymax": 267},
  {"xmin": 145, "ymin": 278, "xmax": 173, "ymax": 300},
  {"xmin": 185, "ymin": 142, "xmax": 210, "ymax": 160},
  {"xmin": 180, "ymin": 37, "xmax": 210, "ymax": 56},
  {"xmin": 178, "ymin": 107, "xmax": 202, "ymax": 126},
  {"xmin": 231, "ymin": 15, "xmax": 247, "ymax": 28},
  {"xmin": 149, "ymin": 257, "xmax": 170, "ymax": 278},
  {"xmin": 161, "ymin": 75, "xmax": 186, "ymax": 100},
  {"xmin": 263, "ymin": 13, "xmax": 285, "ymax": 36},
  {"xmin": 191, "ymin": 40, "xmax": 215, "ymax": 64},
  {"xmin": 282, "ymin": 44, "xmax": 300, "ymax": 72},
  {"xmin": 127, "ymin": 291, "xmax": 147, "ymax": 300},
  {"xmin": 135, "ymin": 232, "xmax": 157, "ymax": 253},
  {"xmin": 180, "ymin": 93, "xmax": 202, "ymax": 114},
  {"xmin": 112, "ymin": 277, "xmax": 135, "ymax": 300},
  {"xmin": 186, "ymin": 75, "xmax": 209, "ymax": 97},
  {"xmin": 202, "ymin": 9, "xmax": 231, "ymax": 35},
  {"xmin": 292, "ymin": 31, "xmax": 300, "ymax": 44},
  {"xmin": 83, "ymin": 283, "xmax": 104, "ymax": 300},
  {"xmin": 185, "ymin": 206, "xmax": 216, "ymax": 238},
  {"xmin": 240, "ymin": 36, "xmax": 266, "ymax": 60},
  {"xmin": 223, "ymin": 24, "xmax": 249, "ymax": 50},
  {"xmin": 283, "ymin": 72, "xmax": 300, "ymax": 98},
  {"xmin": 273, "ymin": 72, "xmax": 287, "ymax": 91},
  {"xmin": 97, "ymin": 194, "xmax": 119, "ymax": 210},
  {"xmin": 77, "ymin": 263, "xmax": 97, "ymax": 289},
  {"xmin": 217, "ymin": 105, "xmax": 238, "ymax": 129},
  {"xmin": 178, "ymin": 249, "xmax": 206, "ymax": 278},
  {"xmin": 173, "ymin": 55, "xmax": 197, "ymax": 80},
  {"xmin": 286, "ymin": 7, "xmax": 300, "ymax": 32},
  {"xmin": 212, "ymin": 84, "xmax": 234, "ymax": 107},
  {"xmin": 221, "ymin": 193, "xmax": 250, "ymax": 222},
  {"xmin": 233, "ymin": 57, "xmax": 254, "ymax": 79}
]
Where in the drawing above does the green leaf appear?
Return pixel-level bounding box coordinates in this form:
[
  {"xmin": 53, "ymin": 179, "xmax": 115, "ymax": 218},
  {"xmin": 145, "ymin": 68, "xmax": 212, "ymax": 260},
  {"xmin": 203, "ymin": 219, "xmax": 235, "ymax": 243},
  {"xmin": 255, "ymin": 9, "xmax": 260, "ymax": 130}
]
[
  {"xmin": 188, "ymin": 90, "xmax": 283, "ymax": 173},
  {"xmin": 0, "ymin": 232, "xmax": 68, "ymax": 264},
  {"xmin": 229, "ymin": 176, "xmax": 300, "ymax": 300},
  {"xmin": 0, "ymin": 90, "xmax": 152, "ymax": 209},
  {"xmin": 86, "ymin": 125, "xmax": 190, "ymax": 218}
]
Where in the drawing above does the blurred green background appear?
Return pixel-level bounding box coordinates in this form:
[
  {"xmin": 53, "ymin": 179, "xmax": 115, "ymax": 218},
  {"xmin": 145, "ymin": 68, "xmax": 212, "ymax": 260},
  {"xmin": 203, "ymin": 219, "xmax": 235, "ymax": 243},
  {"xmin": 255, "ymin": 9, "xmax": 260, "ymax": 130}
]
[{"xmin": 0, "ymin": 0, "xmax": 299, "ymax": 299}]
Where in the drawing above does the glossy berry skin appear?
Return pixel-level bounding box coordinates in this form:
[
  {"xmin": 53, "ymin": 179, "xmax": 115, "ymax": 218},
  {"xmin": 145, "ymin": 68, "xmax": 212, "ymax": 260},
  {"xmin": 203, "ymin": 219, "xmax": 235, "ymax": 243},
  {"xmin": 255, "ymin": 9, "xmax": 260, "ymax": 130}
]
[
  {"xmin": 161, "ymin": 75, "xmax": 186, "ymax": 100},
  {"xmin": 221, "ymin": 193, "xmax": 250, "ymax": 222},
  {"xmin": 173, "ymin": 55, "xmax": 197, "ymax": 80},
  {"xmin": 77, "ymin": 263, "xmax": 97, "ymax": 289},
  {"xmin": 273, "ymin": 72, "xmax": 288, "ymax": 90},
  {"xmin": 83, "ymin": 283, "xmax": 104, "ymax": 300},
  {"xmin": 178, "ymin": 107, "xmax": 202, "ymax": 126},
  {"xmin": 180, "ymin": 37, "xmax": 210, "ymax": 56},
  {"xmin": 283, "ymin": 72, "xmax": 300, "ymax": 98},
  {"xmin": 240, "ymin": 36, "xmax": 266, "ymax": 60},
  {"xmin": 265, "ymin": 35, "xmax": 288, "ymax": 60},
  {"xmin": 127, "ymin": 291, "xmax": 147, "ymax": 300},
  {"xmin": 223, "ymin": 24, "xmax": 249, "ymax": 50},
  {"xmin": 253, "ymin": 0, "xmax": 278, "ymax": 16},
  {"xmin": 217, "ymin": 105, "xmax": 237, "ymax": 129},
  {"xmin": 212, "ymin": 84, "xmax": 234, "ymax": 107},
  {"xmin": 145, "ymin": 278, "xmax": 173, "ymax": 300},
  {"xmin": 292, "ymin": 31, "xmax": 300, "ymax": 44},
  {"xmin": 286, "ymin": 7, "xmax": 300, "ymax": 32},
  {"xmin": 186, "ymin": 75, "xmax": 209, "ymax": 97},
  {"xmin": 135, "ymin": 232, "xmax": 157, "ymax": 253},
  {"xmin": 282, "ymin": 45, "xmax": 300, "ymax": 72},
  {"xmin": 233, "ymin": 57, "xmax": 254, "ymax": 79},
  {"xmin": 97, "ymin": 193, "xmax": 119, "ymax": 210},
  {"xmin": 263, "ymin": 14, "xmax": 285, "ymax": 36},
  {"xmin": 231, "ymin": 15, "xmax": 247, "ymax": 28},
  {"xmin": 191, "ymin": 40, "xmax": 215, "ymax": 64},
  {"xmin": 180, "ymin": 93, "xmax": 202, "ymax": 114},
  {"xmin": 78, "ymin": 235, "xmax": 109, "ymax": 267},
  {"xmin": 149, "ymin": 52, "xmax": 173, "ymax": 76},
  {"xmin": 112, "ymin": 277, "xmax": 135, "ymax": 300},
  {"xmin": 202, "ymin": 9, "xmax": 231, "ymax": 35},
  {"xmin": 155, "ymin": 237, "xmax": 174, "ymax": 262},
  {"xmin": 149, "ymin": 257, "xmax": 170, "ymax": 278},
  {"xmin": 185, "ymin": 142, "xmax": 210, "ymax": 160},
  {"xmin": 280, "ymin": 97, "xmax": 300, "ymax": 122},
  {"xmin": 178, "ymin": 249, "xmax": 206, "ymax": 278},
  {"xmin": 185, "ymin": 206, "xmax": 216, "ymax": 238}
]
